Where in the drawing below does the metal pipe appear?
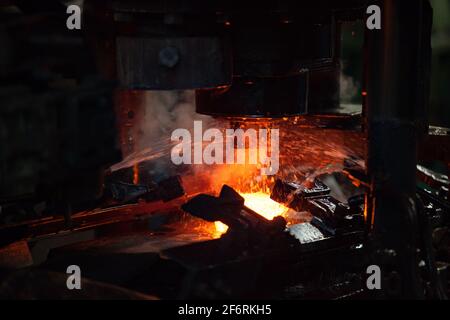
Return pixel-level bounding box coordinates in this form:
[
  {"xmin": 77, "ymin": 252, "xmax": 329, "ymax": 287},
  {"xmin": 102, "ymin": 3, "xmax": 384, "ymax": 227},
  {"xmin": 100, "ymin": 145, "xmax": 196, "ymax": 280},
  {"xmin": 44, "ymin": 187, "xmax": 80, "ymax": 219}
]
[{"xmin": 364, "ymin": 0, "xmax": 432, "ymax": 298}]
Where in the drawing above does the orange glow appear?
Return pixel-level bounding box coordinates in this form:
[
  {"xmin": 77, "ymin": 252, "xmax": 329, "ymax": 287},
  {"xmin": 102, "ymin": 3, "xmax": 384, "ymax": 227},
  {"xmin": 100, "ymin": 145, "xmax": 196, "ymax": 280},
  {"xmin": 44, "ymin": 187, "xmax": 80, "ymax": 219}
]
[
  {"xmin": 208, "ymin": 123, "xmax": 288, "ymax": 235},
  {"xmin": 133, "ymin": 163, "xmax": 139, "ymax": 184},
  {"xmin": 240, "ymin": 192, "xmax": 290, "ymax": 220},
  {"xmin": 201, "ymin": 120, "xmax": 365, "ymax": 237},
  {"xmin": 214, "ymin": 221, "xmax": 229, "ymax": 234},
  {"xmin": 213, "ymin": 190, "xmax": 290, "ymax": 236}
]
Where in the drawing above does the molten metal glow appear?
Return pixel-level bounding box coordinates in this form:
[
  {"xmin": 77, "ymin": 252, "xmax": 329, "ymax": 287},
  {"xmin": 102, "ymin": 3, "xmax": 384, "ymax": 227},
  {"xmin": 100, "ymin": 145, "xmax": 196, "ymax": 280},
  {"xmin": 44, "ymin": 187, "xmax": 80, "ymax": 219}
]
[
  {"xmin": 213, "ymin": 191, "xmax": 290, "ymax": 236},
  {"xmin": 240, "ymin": 192, "xmax": 290, "ymax": 220},
  {"xmin": 214, "ymin": 221, "xmax": 229, "ymax": 234},
  {"xmin": 207, "ymin": 119, "xmax": 365, "ymax": 237}
]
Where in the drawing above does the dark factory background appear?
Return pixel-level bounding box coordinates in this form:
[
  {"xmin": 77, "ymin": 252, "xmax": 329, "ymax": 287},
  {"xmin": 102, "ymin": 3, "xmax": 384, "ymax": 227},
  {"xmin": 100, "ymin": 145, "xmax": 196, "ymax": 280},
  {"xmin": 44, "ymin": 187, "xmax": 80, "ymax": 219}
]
[
  {"xmin": 0, "ymin": 1, "xmax": 447, "ymax": 211},
  {"xmin": 0, "ymin": 0, "xmax": 449, "ymax": 300},
  {"xmin": 1, "ymin": 0, "xmax": 449, "ymax": 207},
  {"xmin": 0, "ymin": 1, "xmax": 118, "ymax": 209}
]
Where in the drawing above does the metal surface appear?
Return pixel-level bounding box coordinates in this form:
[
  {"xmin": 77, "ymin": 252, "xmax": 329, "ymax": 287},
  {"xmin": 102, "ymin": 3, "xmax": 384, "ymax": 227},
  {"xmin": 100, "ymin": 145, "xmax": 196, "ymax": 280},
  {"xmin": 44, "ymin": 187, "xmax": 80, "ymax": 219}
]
[
  {"xmin": 271, "ymin": 178, "xmax": 364, "ymax": 236},
  {"xmin": 182, "ymin": 185, "xmax": 286, "ymax": 240},
  {"xmin": 196, "ymin": 73, "xmax": 309, "ymax": 118},
  {"xmin": 365, "ymin": 0, "xmax": 433, "ymax": 298},
  {"xmin": 106, "ymin": 175, "xmax": 185, "ymax": 204},
  {"xmin": 116, "ymin": 36, "xmax": 232, "ymax": 89},
  {"xmin": 195, "ymin": 10, "xmax": 340, "ymax": 118}
]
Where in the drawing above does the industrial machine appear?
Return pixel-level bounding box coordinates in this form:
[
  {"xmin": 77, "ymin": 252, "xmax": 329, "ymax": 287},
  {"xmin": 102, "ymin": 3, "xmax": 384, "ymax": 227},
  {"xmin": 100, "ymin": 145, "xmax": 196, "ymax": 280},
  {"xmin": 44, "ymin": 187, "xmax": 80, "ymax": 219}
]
[{"xmin": 0, "ymin": 0, "xmax": 449, "ymax": 300}]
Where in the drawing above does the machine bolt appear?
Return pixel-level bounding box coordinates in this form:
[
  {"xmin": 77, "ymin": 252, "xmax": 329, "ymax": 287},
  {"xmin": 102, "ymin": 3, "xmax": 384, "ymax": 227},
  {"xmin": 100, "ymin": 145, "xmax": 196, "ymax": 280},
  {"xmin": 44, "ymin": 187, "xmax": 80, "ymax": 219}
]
[{"xmin": 159, "ymin": 46, "xmax": 179, "ymax": 68}]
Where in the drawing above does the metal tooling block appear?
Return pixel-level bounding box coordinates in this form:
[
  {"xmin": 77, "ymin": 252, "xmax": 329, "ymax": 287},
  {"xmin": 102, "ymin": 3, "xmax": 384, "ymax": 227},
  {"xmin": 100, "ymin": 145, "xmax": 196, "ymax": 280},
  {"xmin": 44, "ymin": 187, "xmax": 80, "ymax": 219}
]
[
  {"xmin": 107, "ymin": 175, "xmax": 185, "ymax": 204},
  {"xmin": 270, "ymin": 178, "xmax": 330, "ymax": 210},
  {"xmin": 270, "ymin": 179, "xmax": 361, "ymax": 236},
  {"xmin": 182, "ymin": 185, "xmax": 286, "ymax": 240},
  {"xmin": 287, "ymin": 223, "xmax": 324, "ymax": 244},
  {"xmin": 304, "ymin": 196, "xmax": 352, "ymax": 236}
]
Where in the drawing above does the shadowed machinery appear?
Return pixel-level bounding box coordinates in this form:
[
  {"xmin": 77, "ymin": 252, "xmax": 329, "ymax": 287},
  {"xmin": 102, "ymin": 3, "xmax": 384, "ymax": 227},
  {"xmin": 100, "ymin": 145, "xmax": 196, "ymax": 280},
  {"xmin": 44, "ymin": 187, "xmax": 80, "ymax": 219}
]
[{"xmin": 0, "ymin": 0, "xmax": 449, "ymax": 301}]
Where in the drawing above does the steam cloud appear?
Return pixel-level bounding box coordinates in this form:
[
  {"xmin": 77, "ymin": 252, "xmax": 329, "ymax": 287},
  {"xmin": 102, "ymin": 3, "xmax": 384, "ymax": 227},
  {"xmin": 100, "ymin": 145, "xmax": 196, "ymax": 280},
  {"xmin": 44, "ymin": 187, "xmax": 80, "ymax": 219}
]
[
  {"xmin": 340, "ymin": 62, "xmax": 360, "ymax": 104},
  {"xmin": 110, "ymin": 90, "xmax": 214, "ymax": 176}
]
